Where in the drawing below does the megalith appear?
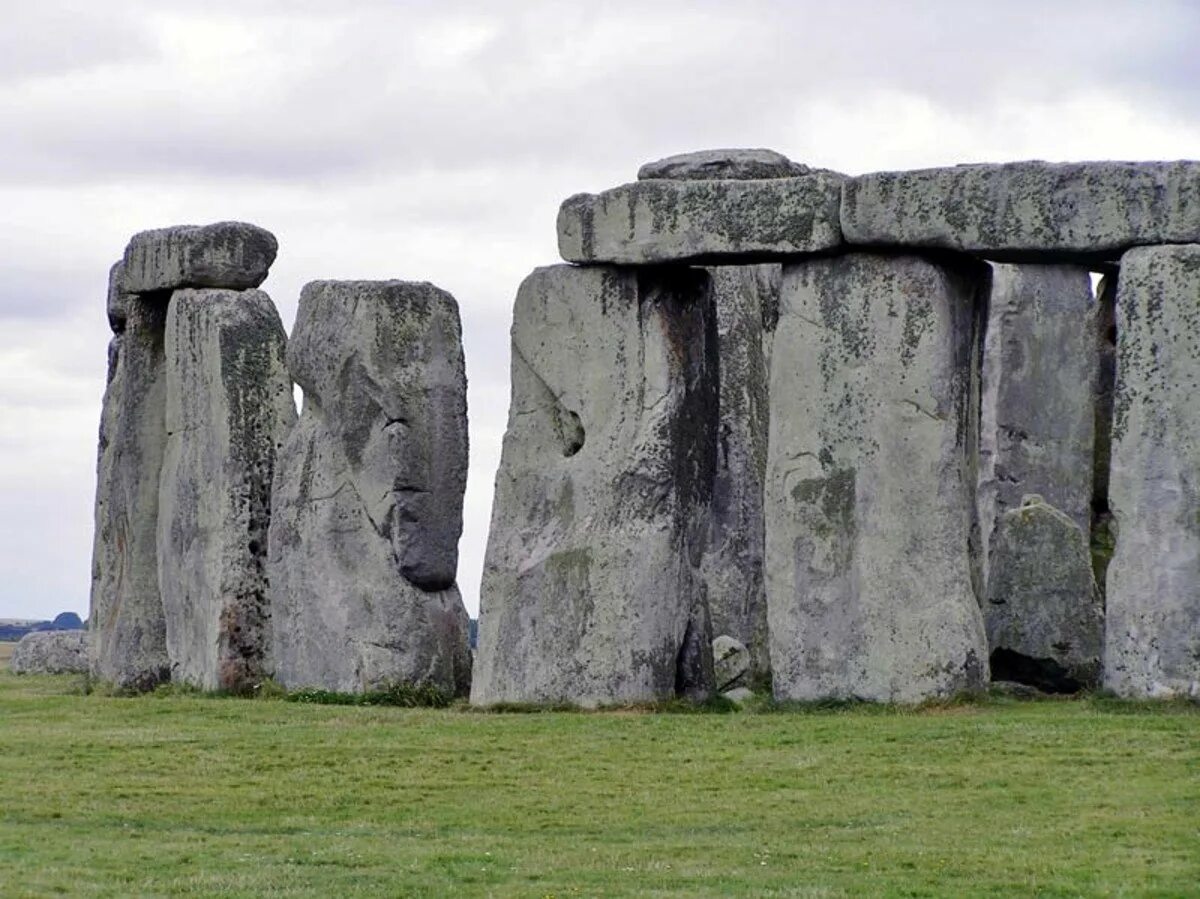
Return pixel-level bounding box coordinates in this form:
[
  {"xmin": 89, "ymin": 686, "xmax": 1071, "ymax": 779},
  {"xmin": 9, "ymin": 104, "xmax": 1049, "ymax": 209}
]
[
  {"xmin": 700, "ymin": 265, "xmax": 777, "ymax": 682},
  {"xmin": 765, "ymin": 252, "xmax": 990, "ymax": 703},
  {"xmin": 985, "ymin": 496, "xmax": 1103, "ymax": 691},
  {"xmin": 1105, "ymin": 244, "xmax": 1200, "ymax": 699},
  {"xmin": 472, "ymin": 264, "xmax": 719, "ymax": 707},
  {"xmin": 267, "ymin": 281, "xmax": 472, "ymax": 695},
  {"xmin": 10, "ymin": 630, "xmax": 90, "ymax": 676},
  {"xmin": 89, "ymin": 262, "xmax": 171, "ymax": 692},
  {"xmin": 157, "ymin": 288, "xmax": 296, "ymax": 692},
  {"xmin": 123, "ymin": 222, "xmax": 277, "ymax": 293}
]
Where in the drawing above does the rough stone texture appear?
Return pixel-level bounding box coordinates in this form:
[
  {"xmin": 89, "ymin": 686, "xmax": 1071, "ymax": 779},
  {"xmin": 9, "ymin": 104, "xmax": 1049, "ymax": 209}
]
[
  {"xmin": 1091, "ymin": 273, "xmax": 1119, "ymax": 590},
  {"xmin": 557, "ymin": 173, "xmax": 845, "ymax": 265},
  {"xmin": 700, "ymin": 265, "xmax": 777, "ymax": 680},
  {"xmin": 267, "ymin": 281, "xmax": 472, "ymax": 695},
  {"xmin": 472, "ymin": 264, "xmax": 719, "ymax": 707},
  {"xmin": 713, "ymin": 635, "xmax": 750, "ymax": 692},
  {"xmin": 106, "ymin": 260, "xmax": 128, "ymax": 333},
  {"xmin": 1105, "ymin": 244, "xmax": 1200, "ymax": 699},
  {"xmin": 89, "ymin": 264, "xmax": 171, "ymax": 692},
  {"xmin": 638, "ymin": 148, "xmax": 812, "ymax": 181},
  {"xmin": 123, "ymin": 222, "xmax": 278, "ymax": 294},
  {"xmin": 841, "ymin": 161, "xmax": 1200, "ymax": 263},
  {"xmin": 977, "ymin": 264, "xmax": 1097, "ymax": 586},
  {"xmin": 158, "ymin": 288, "xmax": 296, "ymax": 692},
  {"xmin": 766, "ymin": 252, "xmax": 990, "ymax": 703},
  {"xmin": 985, "ymin": 496, "xmax": 1103, "ymax": 692},
  {"xmin": 10, "ymin": 630, "xmax": 90, "ymax": 675}
]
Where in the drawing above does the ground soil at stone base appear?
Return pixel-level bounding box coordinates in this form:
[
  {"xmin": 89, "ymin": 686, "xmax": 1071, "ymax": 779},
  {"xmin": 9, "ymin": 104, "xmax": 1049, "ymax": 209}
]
[{"xmin": 0, "ymin": 671, "xmax": 1196, "ymax": 897}]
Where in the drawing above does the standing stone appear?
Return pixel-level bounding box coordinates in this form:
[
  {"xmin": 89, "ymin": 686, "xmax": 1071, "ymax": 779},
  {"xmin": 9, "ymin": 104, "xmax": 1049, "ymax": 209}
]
[
  {"xmin": 1106, "ymin": 245, "xmax": 1200, "ymax": 699},
  {"xmin": 123, "ymin": 222, "xmax": 278, "ymax": 293},
  {"xmin": 977, "ymin": 264, "xmax": 1097, "ymax": 582},
  {"xmin": 766, "ymin": 252, "xmax": 989, "ymax": 703},
  {"xmin": 267, "ymin": 281, "xmax": 471, "ymax": 695},
  {"xmin": 10, "ymin": 630, "xmax": 90, "ymax": 675},
  {"xmin": 1091, "ymin": 272, "xmax": 1119, "ymax": 589},
  {"xmin": 157, "ymin": 288, "xmax": 296, "ymax": 692},
  {"xmin": 89, "ymin": 262, "xmax": 171, "ymax": 692},
  {"xmin": 472, "ymin": 265, "xmax": 719, "ymax": 707},
  {"xmin": 841, "ymin": 161, "xmax": 1200, "ymax": 263},
  {"xmin": 701, "ymin": 265, "xmax": 777, "ymax": 681},
  {"xmin": 557, "ymin": 174, "xmax": 845, "ymax": 265},
  {"xmin": 985, "ymin": 496, "xmax": 1103, "ymax": 691}
]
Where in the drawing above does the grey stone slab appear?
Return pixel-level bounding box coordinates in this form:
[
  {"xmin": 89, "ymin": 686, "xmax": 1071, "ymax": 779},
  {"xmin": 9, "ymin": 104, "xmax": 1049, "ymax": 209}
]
[
  {"xmin": 985, "ymin": 496, "xmax": 1103, "ymax": 691},
  {"xmin": 1105, "ymin": 244, "xmax": 1200, "ymax": 699},
  {"xmin": 557, "ymin": 173, "xmax": 844, "ymax": 264},
  {"xmin": 638, "ymin": 148, "xmax": 812, "ymax": 181},
  {"xmin": 841, "ymin": 161, "xmax": 1200, "ymax": 263},
  {"xmin": 123, "ymin": 222, "xmax": 278, "ymax": 293},
  {"xmin": 765, "ymin": 252, "xmax": 990, "ymax": 703},
  {"xmin": 472, "ymin": 264, "xmax": 719, "ymax": 707},
  {"xmin": 157, "ymin": 288, "xmax": 296, "ymax": 692},
  {"xmin": 89, "ymin": 264, "xmax": 171, "ymax": 693},
  {"xmin": 700, "ymin": 265, "xmax": 777, "ymax": 682},
  {"xmin": 10, "ymin": 630, "xmax": 90, "ymax": 675},
  {"xmin": 977, "ymin": 264, "xmax": 1098, "ymax": 585},
  {"xmin": 267, "ymin": 281, "xmax": 471, "ymax": 695}
]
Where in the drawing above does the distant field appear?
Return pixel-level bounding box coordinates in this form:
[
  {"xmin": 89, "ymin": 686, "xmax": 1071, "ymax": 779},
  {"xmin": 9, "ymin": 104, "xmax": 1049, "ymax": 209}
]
[
  {"xmin": 0, "ymin": 641, "xmax": 15, "ymax": 666},
  {"xmin": 0, "ymin": 673, "xmax": 1197, "ymax": 897}
]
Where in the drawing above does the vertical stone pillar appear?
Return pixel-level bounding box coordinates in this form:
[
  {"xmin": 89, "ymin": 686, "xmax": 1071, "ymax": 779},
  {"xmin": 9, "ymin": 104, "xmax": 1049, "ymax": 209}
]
[
  {"xmin": 700, "ymin": 264, "xmax": 778, "ymax": 684},
  {"xmin": 267, "ymin": 281, "xmax": 472, "ymax": 695},
  {"xmin": 977, "ymin": 264, "xmax": 1103, "ymax": 689},
  {"xmin": 157, "ymin": 288, "xmax": 296, "ymax": 692},
  {"xmin": 472, "ymin": 264, "xmax": 719, "ymax": 707},
  {"xmin": 88, "ymin": 262, "xmax": 171, "ymax": 691},
  {"xmin": 1105, "ymin": 245, "xmax": 1200, "ymax": 699},
  {"xmin": 765, "ymin": 252, "xmax": 989, "ymax": 703}
]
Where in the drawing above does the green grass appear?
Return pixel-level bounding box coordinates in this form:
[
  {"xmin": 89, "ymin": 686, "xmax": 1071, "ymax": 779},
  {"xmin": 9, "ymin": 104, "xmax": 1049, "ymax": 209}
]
[
  {"xmin": 0, "ymin": 642, "xmax": 14, "ymax": 667},
  {"xmin": 0, "ymin": 673, "xmax": 1197, "ymax": 897}
]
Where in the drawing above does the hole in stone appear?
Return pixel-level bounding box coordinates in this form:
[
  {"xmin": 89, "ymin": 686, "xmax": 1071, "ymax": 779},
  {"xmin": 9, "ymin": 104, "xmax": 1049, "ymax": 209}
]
[
  {"xmin": 558, "ymin": 409, "xmax": 585, "ymax": 457},
  {"xmin": 990, "ymin": 648, "xmax": 1081, "ymax": 694}
]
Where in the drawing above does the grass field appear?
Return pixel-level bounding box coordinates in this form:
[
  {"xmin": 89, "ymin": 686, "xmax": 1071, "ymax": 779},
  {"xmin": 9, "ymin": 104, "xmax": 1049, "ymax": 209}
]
[
  {"xmin": 0, "ymin": 641, "xmax": 15, "ymax": 667},
  {"xmin": 0, "ymin": 673, "xmax": 1196, "ymax": 897}
]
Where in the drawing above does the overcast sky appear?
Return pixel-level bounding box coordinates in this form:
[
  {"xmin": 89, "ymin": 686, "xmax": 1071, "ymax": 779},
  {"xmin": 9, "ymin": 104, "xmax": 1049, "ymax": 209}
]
[{"xmin": 2, "ymin": 0, "xmax": 1198, "ymax": 621}]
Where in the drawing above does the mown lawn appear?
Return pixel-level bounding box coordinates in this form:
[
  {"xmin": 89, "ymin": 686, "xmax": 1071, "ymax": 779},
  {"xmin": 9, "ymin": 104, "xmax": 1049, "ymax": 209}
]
[{"xmin": 0, "ymin": 672, "xmax": 1196, "ymax": 897}]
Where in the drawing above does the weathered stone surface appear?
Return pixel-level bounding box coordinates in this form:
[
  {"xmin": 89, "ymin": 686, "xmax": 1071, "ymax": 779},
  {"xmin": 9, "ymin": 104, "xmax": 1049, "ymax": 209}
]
[
  {"xmin": 713, "ymin": 635, "xmax": 750, "ymax": 692},
  {"xmin": 985, "ymin": 496, "xmax": 1103, "ymax": 692},
  {"xmin": 106, "ymin": 261, "xmax": 128, "ymax": 333},
  {"xmin": 10, "ymin": 630, "xmax": 90, "ymax": 675},
  {"xmin": 977, "ymin": 264, "xmax": 1097, "ymax": 586},
  {"xmin": 557, "ymin": 173, "xmax": 844, "ymax": 265},
  {"xmin": 268, "ymin": 281, "xmax": 471, "ymax": 695},
  {"xmin": 1091, "ymin": 273, "xmax": 1119, "ymax": 590},
  {"xmin": 89, "ymin": 264, "xmax": 171, "ymax": 693},
  {"xmin": 721, "ymin": 686, "xmax": 755, "ymax": 705},
  {"xmin": 123, "ymin": 222, "xmax": 278, "ymax": 293},
  {"xmin": 472, "ymin": 264, "xmax": 719, "ymax": 707},
  {"xmin": 158, "ymin": 288, "xmax": 295, "ymax": 692},
  {"xmin": 701, "ymin": 265, "xmax": 777, "ymax": 680},
  {"xmin": 638, "ymin": 148, "xmax": 811, "ymax": 181},
  {"xmin": 765, "ymin": 253, "xmax": 990, "ymax": 703},
  {"xmin": 1105, "ymin": 244, "xmax": 1200, "ymax": 699},
  {"xmin": 841, "ymin": 161, "xmax": 1200, "ymax": 263}
]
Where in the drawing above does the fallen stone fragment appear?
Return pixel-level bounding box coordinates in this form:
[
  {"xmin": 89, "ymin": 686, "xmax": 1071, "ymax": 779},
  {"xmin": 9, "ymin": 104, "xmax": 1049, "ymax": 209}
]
[
  {"xmin": 713, "ymin": 635, "xmax": 750, "ymax": 692},
  {"xmin": 123, "ymin": 222, "xmax": 278, "ymax": 293},
  {"xmin": 268, "ymin": 281, "xmax": 471, "ymax": 695},
  {"xmin": 557, "ymin": 173, "xmax": 844, "ymax": 265},
  {"xmin": 157, "ymin": 288, "xmax": 296, "ymax": 692},
  {"xmin": 765, "ymin": 252, "xmax": 990, "ymax": 703},
  {"xmin": 721, "ymin": 686, "xmax": 756, "ymax": 706},
  {"xmin": 985, "ymin": 496, "xmax": 1103, "ymax": 692},
  {"xmin": 472, "ymin": 264, "xmax": 719, "ymax": 707},
  {"xmin": 977, "ymin": 263, "xmax": 1097, "ymax": 584},
  {"xmin": 10, "ymin": 630, "xmax": 90, "ymax": 675},
  {"xmin": 1105, "ymin": 244, "xmax": 1200, "ymax": 699},
  {"xmin": 701, "ymin": 265, "xmax": 778, "ymax": 682},
  {"xmin": 638, "ymin": 148, "xmax": 811, "ymax": 181},
  {"xmin": 89, "ymin": 262, "xmax": 171, "ymax": 693},
  {"xmin": 841, "ymin": 161, "xmax": 1200, "ymax": 263}
]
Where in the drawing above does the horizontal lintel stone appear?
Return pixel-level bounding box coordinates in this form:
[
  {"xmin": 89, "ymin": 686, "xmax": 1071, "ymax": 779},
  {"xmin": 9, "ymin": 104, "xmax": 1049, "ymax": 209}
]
[
  {"xmin": 123, "ymin": 221, "xmax": 278, "ymax": 293},
  {"xmin": 557, "ymin": 173, "xmax": 845, "ymax": 265}
]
